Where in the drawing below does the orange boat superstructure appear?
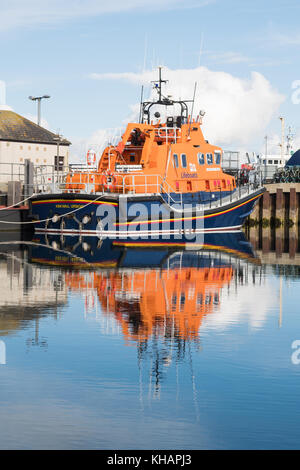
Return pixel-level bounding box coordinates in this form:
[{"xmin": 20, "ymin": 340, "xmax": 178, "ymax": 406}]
[{"xmin": 65, "ymin": 119, "xmax": 236, "ymax": 198}]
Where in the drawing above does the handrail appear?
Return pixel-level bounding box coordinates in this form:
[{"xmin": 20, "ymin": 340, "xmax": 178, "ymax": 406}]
[
  {"xmin": 155, "ymin": 126, "xmax": 180, "ymax": 145},
  {"xmin": 37, "ymin": 169, "xmax": 262, "ymax": 211}
]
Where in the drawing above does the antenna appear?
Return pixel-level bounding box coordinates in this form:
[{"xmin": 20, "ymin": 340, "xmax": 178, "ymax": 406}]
[
  {"xmin": 151, "ymin": 66, "xmax": 168, "ymax": 103},
  {"xmin": 188, "ymin": 82, "xmax": 197, "ymax": 135},
  {"xmin": 198, "ymin": 32, "xmax": 204, "ymax": 67},
  {"xmin": 139, "ymin": 85, "xmax": 144, "ymax": 123},
  {"xmin": 190, "ymin": 82, "xmax": 197, "ymax": 121},
  {"xmin": 143, "ymin": 34, "xmax": 148, "ymax": 73},
  {"xmin": 279, "ymin": 116, "xmax": 284, "ymax": 161},
  {"xmin": 286, "ymin": 126, "xmax": 295, "ymax": 156}
]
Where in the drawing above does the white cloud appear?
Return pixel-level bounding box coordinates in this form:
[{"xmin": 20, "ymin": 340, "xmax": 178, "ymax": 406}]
[
  {"xmin": 203, "ymin": 277, "xmax": 278, "ymax": 331},
  {"xmin": 269, "ymin": 32, "xmax": 300, "ymax": 47},
  {"xmin": 0, "ymin": 0, "xmax": 214, "ymax": 31},
  {"xmin": 70, "ymin": 127, "xmax": 124, "ymax": 163},
  {"xmin": 88, "ymin": 66, "xmax": 284, "ymax": 149}
]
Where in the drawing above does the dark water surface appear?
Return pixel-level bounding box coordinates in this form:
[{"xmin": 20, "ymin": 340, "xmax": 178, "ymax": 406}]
[{"xmin": 0, "ymin": 232, "xmax": 300, "ymax": 450}]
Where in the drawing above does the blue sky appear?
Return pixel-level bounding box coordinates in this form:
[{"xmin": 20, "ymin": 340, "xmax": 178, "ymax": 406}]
[{"xmin": 1, "ymin": 0, "xmax": 300, "ymax": 159}]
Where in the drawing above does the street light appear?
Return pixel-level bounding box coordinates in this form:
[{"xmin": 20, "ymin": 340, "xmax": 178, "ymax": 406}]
[
  {"xmin": 28, "ymin": 94, "xmax": 50, "ymax": 126},
  {"xmin": 53, "ymin": 133, "xmax": 64, "ymax": 173}
]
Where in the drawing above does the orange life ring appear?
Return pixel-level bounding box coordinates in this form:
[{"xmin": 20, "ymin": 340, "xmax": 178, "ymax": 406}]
[{"xmin": 101, "ymin": 170, "xmax": 116, "ymax": 191}]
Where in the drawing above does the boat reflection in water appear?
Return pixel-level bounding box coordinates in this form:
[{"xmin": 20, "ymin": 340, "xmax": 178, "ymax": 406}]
[{"xmin": 27, "ymin": 232, "xmax": 260, "ymax": 393}]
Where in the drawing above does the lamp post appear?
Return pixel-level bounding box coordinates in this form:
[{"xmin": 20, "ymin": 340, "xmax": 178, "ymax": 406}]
[
  {"xmin": 28, "ymin": 95, "xmax": 50, "ymax": 126},
  {"xmin": 53, "ymin": 133, "xmax": 64, "ymax": 174},
  {"xmin": 264, "ymin": 135, "xmax": 268, "ymax": 181}
]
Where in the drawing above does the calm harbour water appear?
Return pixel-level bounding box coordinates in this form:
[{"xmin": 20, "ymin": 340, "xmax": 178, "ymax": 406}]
[{"xmin": 0, "ymin": 231, "xmax": 300, "ymax": 450}]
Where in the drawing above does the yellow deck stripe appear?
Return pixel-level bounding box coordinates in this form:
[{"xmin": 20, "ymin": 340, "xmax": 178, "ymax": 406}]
[{"xmin": 114, "ymin": 193, "xmax": 260, "ymax": 226}]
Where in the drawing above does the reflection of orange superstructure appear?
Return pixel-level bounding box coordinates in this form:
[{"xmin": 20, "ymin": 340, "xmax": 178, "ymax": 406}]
[{"xmin": 65, "ymin": 261, "xmax": 233, "ymax": 343}]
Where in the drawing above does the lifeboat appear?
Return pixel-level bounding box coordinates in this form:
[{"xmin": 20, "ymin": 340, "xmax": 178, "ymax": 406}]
[{"xmin": 30, "ymin": 68, "xmax": 265, "ymax": 237}]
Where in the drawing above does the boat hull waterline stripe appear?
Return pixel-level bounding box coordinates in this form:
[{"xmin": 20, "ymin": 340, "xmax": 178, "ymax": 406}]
[
  {"xmin": 35, "ymin": 225, "xmax": 242, "ymax": 236},
  {"xmin": 32, "ymin": 199, "xmax": 118, "ymax": 207},
  {"xmin": 114, "ymin": 193, "xmax": 261, "ymax": 227}
]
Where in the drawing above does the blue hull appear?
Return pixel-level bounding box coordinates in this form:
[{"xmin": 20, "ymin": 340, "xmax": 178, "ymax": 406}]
[
  {"xmin": 29, "ymin": 189, "xmax": 264, "ymax": 236},
  {"xmin": 28, "ymin": 231, "xmax": 256, "ymax": 268}
]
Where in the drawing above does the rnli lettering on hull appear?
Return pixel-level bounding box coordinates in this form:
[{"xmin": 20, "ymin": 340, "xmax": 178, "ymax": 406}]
[{"xmin": 181, "ymin": 172, "xmax": 198, "ymax": 178}]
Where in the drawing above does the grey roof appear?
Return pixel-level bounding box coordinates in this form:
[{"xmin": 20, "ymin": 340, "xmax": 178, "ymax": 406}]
[{"xmin": 0, "ymin": 110, "xmax": 71, "ymax": 145}]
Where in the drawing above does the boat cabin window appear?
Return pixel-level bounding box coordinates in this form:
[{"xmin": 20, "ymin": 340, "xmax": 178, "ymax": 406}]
[
  {"xmin": 197, "ymin": 153, "xmax": 205, "ymax": 165},
  {"xmin": 214, "ymin": 152, "xmax": 221, "ymax": 165},
  {"xmin": 206, "ymin": 153, "xmax": 213, "ymax": 165},
  {"xmin": 173, "ymin": 154, "xmax": 179, "ymax": 168},
  {"xmin": 181, "ymin": 154, "xmax": 187, "ymax": 168}
]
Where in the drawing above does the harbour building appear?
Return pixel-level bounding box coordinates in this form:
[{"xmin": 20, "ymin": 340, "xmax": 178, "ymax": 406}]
[{"xmin": 0, "ymin": 109, "xmax": 70, "ymax": 184}]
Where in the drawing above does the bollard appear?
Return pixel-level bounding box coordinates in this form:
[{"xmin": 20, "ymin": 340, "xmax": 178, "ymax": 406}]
[
  {"xmin": 24, "ymin": 159, "xmax": 34, "ymax": 202},
  {"xmin": 7, "ymin": 181, "xmax": 22, "ymax": 206}
]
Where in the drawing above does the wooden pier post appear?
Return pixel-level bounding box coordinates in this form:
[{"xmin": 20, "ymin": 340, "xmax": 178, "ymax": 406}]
[
  {"xmin": 262, "ymin": 191, "xmax": 271, "ymax": 224},
  {"xmin": 276, "ymin": 188, "xmax": 284, "ymax": 226},
  {"xmin": 289, "ymin": 188, "xmax": 298, "ymax": 227}
]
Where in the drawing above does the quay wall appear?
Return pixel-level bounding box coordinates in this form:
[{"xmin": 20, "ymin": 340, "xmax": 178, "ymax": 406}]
[{"xmin": 249, "ymin": 183, "xmax": 300, "ymax": 228}]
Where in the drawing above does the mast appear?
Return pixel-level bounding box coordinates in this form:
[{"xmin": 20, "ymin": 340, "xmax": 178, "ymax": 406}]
[
  {"xmin": 152, "ymin": 66, "xmax": 167, "ymax": 103},
  {"xmin": 142, "ymin": 67, "xmax": 192, "ymax": 124},
  {"xmin": 279, "ymin": 116, "xmax": 285, "ymax": 161}
]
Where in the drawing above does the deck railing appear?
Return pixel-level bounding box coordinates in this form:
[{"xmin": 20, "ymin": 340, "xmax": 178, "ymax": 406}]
[
  {"xmin": 33, "ymin": 169, "xmax": 262, "ymax": 211},
  {"xmin": 0, "ymin": 160, "xmax": 263, "ymax": 210}
]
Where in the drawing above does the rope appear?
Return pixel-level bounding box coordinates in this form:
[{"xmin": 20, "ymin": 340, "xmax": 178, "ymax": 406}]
[
  {"xmin": 0, "ymin": 193, "xmax": 37, "ymax": 211},
  {"xmin": 0, "ymin": 192, "xmax": 107, "ymax": 225}
]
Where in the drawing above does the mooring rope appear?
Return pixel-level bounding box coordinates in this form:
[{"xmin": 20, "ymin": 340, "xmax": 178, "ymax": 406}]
[
  {"xmin": 0, "ymin": 193, "xmax": 107, "ymax": 225},
  {"xmin": 0, "ymin": 193, "xmax": 37, "ymax": 211}
]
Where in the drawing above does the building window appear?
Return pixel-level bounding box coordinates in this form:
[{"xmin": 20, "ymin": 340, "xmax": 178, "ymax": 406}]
[
  {"xmin": 55, "ymin": 155, "xmax": 64, "ymax": 171},
  {"xmin": 268, "ymin": 160, "xmax": 273, "ymax": 164},
  {"xmin": 214, "ymin": 151, "xmax": 221, "ymax": 164},
  {"xmin": 181, "ymin": 154, "xmax": 187, "ymax": 168},
  {"xmin": 28, "ymin": 146, "xmax": 31, "ymax": 150},
  {"xmin": 206, "ymin": 153, "xmax": 213, "ymax": 165},
  {"xmin": 20, "ymin": 145, "xmax": 23, "ymax": 150},
  {"xmin": 6, "ymin": 142, "xmax": 10, "ymax": 147},
  {"xmin": 19, "ymin": 158, "xmax": 23, "ymax": 162},
  {"xmin": 36, "ymin": 158, "xmax": 39, "ymax": 163},
  {"xmin": 274, "ymin": 160, "xmax": 278, "ymax": 164},
  {"xmin": 198, "ymin": 153, "xmax": 205, "ymax": 165},
  {"xmin": 173, "ymin": 154, "xmax": 179, "ymax": 168},
  {"xmin": 44, "ymin": 159, "xmax": 47, "ymax": 163},
  {"xmin": 36, "ymin": 147, "xmax": 39, "ymax": 151},
  {"xmin": 44, "ymin": 147, "xmax": 47, "ymax": 151}
]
